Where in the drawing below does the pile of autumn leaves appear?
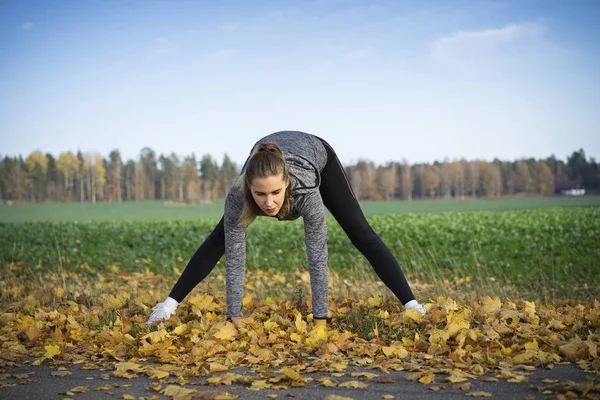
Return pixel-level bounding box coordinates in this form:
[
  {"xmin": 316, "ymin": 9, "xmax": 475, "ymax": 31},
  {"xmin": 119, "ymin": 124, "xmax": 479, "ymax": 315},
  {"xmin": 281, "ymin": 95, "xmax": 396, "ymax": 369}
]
[{"xmin": 0, "ymin": 263, "xmax": 599, "ymax": 398}]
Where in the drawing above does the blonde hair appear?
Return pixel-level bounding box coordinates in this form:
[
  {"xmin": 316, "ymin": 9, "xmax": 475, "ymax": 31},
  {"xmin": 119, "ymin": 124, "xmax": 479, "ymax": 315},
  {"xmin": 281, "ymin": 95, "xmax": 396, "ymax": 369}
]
[{"xmin": 238, "ymin": 143, "xmax": 291, "ymax": 227}]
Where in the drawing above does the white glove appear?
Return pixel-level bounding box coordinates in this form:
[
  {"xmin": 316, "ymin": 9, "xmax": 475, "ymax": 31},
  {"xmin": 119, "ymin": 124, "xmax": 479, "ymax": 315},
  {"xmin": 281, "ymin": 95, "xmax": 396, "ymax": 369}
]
[
  {"xmin": 404, "ymin": 299, "xmax": 426, "ymax": 315},
  {"xmin": 146, "ymin": 297, "xmax": 179, "ymax": 324}
]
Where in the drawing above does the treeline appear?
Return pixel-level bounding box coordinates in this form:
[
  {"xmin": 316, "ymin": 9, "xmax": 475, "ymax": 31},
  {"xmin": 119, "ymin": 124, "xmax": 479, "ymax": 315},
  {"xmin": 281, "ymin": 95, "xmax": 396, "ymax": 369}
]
[
  {"xmin": 348, "ymin": 149, "xmax": 597, "ymax": 200},
  {"xmin": 0, "ymin": 148, "xmax": 238, "ymax": 204},
  {"xmin": 0, "ymin": 148, "xmax": 597, "ymax": 204}
]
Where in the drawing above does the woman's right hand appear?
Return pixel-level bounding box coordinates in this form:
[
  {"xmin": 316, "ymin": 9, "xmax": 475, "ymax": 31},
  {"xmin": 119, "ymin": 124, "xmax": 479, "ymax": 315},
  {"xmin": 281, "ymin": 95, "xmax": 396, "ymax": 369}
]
[{"xmin": 146, "ymin": 297, "xmax": 178, "ymax": 324}]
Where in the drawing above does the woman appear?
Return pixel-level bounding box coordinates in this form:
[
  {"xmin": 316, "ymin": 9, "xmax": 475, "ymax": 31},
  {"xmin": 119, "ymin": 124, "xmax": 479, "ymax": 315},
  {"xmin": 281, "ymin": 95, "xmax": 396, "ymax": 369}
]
[{"xmin": 147, "ymin": 131, "xmax": 426, "ymax": 325}]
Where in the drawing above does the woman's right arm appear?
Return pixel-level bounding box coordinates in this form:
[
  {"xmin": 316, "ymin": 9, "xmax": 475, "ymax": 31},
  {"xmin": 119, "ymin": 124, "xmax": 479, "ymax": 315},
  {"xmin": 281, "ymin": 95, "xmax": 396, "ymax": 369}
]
[{"xmin": 224, "ymin": 187, "xmax": 247, "ymax": 319}]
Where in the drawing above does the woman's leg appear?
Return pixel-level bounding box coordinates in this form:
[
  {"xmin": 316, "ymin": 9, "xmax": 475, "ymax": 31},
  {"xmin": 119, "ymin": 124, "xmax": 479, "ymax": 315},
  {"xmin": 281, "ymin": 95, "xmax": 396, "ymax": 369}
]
[
  {"xmin": 168, "ymin": 217, "xmax": 225, "ymax": 302},
  {"xmin": 317, "ymin": 140, "xmax": 416, "ymax": 305}
]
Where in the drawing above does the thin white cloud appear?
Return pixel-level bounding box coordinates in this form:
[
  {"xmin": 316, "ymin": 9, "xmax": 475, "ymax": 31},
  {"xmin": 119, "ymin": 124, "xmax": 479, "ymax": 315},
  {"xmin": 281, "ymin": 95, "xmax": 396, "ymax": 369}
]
[
  {"xmin": 429, "ymin": 22, "xmax": 546, "ymax": 72},
  {"xmin": 21, "ymin": 22, "xmax": 34, "ymax": 31},
  {"xmin": 432, "ymin": 23, "xmax": 543, "ymax": 50}
]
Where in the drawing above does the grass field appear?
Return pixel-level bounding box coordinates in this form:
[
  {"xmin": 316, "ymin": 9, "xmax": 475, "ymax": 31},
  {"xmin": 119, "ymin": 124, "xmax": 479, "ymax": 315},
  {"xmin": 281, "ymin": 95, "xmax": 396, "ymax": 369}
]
[
  {"xmin": 1, "ymin": 195, "xmax": 599, "ymax": 222},
  {"xmin": 1, "ymin": 202, "xmax": 598, "ymax": 304},
  {"xmin": 1, "ymin": 195, "xmax": 598, "ymax": 306}
]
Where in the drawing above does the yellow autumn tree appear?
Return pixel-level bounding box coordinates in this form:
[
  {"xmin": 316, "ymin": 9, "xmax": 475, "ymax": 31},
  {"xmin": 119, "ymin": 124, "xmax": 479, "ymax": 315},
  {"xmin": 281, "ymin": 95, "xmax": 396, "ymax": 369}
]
[
  {"xmin": 25, "ymin": 150, "xmax": 48, "ymax": 202},
  {"xmin": 375, "ymin": 164, "xmax": 396, "ymax": 200},
  {"xmin": 516, "ymin": 161, "xmax": 534, "ymax": 193},
  {"xmin": 537, "ymin": 162, "xmax": 555, "ymax": 196},
  {"xmin": 57, "ymin": 152, "xmax": 80, "ymax": 201},
  {"xmin": 480, "ymin": 163, "xmax": 502, "ymax": 198},
  {"xmin": 183, "ymin": 155, "xmax": 201, "ymax": 203},
  {"xmin": 422, "ymin": 164, "xmax": 440, "ymax": 198}
]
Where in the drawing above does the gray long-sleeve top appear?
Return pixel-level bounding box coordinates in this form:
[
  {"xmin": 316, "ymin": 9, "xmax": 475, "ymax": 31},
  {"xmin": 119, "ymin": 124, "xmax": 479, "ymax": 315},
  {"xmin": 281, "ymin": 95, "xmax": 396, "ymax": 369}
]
[{"xmin": 224, "ymin": 131, "xmax": 329, "ymax": 319}]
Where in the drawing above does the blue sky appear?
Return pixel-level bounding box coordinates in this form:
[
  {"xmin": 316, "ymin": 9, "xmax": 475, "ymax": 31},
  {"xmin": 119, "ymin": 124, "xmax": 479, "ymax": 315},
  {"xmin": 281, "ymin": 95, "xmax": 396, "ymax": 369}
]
[{"xmin": 1, "ymin": 0, "xmax": 599, "ymax": 166}]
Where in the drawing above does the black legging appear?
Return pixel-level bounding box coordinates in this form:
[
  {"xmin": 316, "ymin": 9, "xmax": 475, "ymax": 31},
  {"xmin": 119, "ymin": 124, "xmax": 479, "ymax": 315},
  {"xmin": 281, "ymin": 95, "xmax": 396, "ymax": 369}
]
[{"xmin": 169, "ymin": 140, "xmax": 415, "ymax": 305}]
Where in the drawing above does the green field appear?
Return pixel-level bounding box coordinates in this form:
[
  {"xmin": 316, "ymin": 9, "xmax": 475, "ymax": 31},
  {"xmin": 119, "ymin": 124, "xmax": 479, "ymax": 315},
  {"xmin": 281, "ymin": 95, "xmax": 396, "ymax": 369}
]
[
  {"xmin": 1, "ymin": 195, "xmax": 599, "ymax": 222},
  {"xmin": 1, "ymin": 198, "xmax": 599, "ymax": 304}
]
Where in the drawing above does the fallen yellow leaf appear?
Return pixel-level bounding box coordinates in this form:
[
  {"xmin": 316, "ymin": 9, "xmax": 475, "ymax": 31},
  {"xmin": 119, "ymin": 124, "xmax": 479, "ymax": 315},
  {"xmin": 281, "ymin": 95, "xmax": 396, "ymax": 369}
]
[
  {"xmin": 339, "ymin": 380, "xmax": 368, "ymax": 389},
  {"xmin": 368, "ymin": 295, "xmax": 382, "ymax": 307},
  {"xmin": 249, "ymin": 380, "xmax": 271, "ymax": 390},
  {"xmin": 418, "ymin": 372, "xmax": 435, "ymax": 384},
  {"xmin": 213, "ymin": 322, "xmax": 237, "ymax": 341},
  {"xmin": 466, "ymin": 391, "xmax": 493, "ymax": 397},
  {"xmin": 382, "ymin": 344, "xmax": 409, "ymax": 359},
  {"xmin": 209, "ymin": 362, "xmax": 229, "ymax": 373},
  {"xmin": 295, "ymin": 313, "xmax": 307, "ymax": 334},
  {"xmin": 148, "ymin": 369, "xmax": 169, "ymax": 380},
  {"xmin": 318, "ymin": 377, "xmax": 338, "ymax": 387},
  {"xmin": 405, "ymin": 308, "xmax": 424, "ymax": 322},
  {"xmin": 162, "ymin": 385, "xmax": 196, "ymax": 397},
  {"xmin": 44, "ymin": 345, "xmax": 61, "ymax": 358},
  {"xmin": 281, "ymin": 366, "xmax": 302, "ymax": 381}
]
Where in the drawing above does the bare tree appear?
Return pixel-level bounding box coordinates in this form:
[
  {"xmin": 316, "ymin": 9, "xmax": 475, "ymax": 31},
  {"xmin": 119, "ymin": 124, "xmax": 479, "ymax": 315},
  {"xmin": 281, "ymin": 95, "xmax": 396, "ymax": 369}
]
[
  {"xmin": 451, "ymin": 160, "xmax": 465, "ymax": 199},
  {"xmin": 400, "ymin": 159, "xmax": 413, "ymax": 201},
  {"xmin": 439, "ymin": 159, "xmax": 453, "ymax": 198},
  {"xmin": 466, "ymin": 161, "xmax": 480, "ymax": 198},
  {"xmin": 375, "ymin": 163, "xmax": 396, "ymax": 200},
  {"xmin": 422, "ymin": 165, "xmax": 440, "ymax": 198}
]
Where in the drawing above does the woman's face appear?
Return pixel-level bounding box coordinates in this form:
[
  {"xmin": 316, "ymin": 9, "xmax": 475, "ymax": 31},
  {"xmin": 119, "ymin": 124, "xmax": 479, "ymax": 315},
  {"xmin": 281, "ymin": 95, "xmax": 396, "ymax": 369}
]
[{"xmin": 250, "ymin": 173, "xmax": 289, "ymax": 216}]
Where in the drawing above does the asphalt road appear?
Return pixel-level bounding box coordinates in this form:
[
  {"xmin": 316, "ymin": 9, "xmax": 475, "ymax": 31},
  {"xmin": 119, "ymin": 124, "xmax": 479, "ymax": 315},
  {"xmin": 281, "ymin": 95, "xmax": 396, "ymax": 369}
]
[{"xmin": 0, "ymin": 362, "xmax": 597, "ymax": 400}]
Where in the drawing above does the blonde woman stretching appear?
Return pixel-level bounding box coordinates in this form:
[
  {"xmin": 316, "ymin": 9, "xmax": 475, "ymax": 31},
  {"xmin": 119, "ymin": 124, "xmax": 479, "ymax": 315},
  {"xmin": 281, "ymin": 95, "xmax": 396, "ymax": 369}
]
[{"xmin": 147, "ymin": 131, "xmax": 426, "ymax": 325}]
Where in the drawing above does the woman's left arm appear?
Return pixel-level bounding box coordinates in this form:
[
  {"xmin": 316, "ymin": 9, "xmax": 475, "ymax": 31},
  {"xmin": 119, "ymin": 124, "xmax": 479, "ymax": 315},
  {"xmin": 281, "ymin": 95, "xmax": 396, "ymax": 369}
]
[{"xmin": 301, "ymin": 192, "xmax": 329, "ymax": 320}]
